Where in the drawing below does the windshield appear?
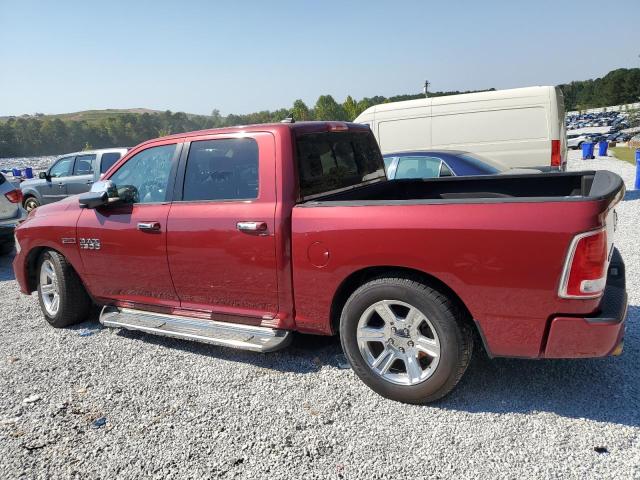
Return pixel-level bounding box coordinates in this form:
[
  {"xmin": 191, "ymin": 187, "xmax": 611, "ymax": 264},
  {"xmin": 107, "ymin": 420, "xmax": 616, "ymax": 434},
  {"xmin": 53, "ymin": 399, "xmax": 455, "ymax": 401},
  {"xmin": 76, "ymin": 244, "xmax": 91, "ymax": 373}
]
[{"xmin": 296, "ymin": 131, "xmax": 386, "ymax": 199}]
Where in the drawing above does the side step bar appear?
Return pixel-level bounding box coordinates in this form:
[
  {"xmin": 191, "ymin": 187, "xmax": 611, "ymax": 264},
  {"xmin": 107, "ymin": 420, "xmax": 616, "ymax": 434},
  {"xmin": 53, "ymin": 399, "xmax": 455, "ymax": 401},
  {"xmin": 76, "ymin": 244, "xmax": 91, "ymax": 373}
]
[{"xmin": 99, "ymin": 306, "xmax": 292, "ymax": 353}]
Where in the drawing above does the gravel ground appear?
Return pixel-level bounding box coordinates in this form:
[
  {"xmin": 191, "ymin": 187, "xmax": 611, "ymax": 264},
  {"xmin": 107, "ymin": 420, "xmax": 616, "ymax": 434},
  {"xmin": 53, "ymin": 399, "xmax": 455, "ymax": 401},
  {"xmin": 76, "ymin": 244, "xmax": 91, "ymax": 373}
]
[{"xmin": 0, "ymin": 149, "xmax": 638, "ymax": 479}]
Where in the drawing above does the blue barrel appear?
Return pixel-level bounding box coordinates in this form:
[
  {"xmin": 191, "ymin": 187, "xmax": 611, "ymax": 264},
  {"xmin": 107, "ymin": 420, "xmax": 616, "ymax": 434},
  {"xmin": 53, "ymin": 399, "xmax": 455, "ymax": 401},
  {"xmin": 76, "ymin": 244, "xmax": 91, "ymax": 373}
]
[
  {"xmin": 11, "ymin": 168, "xmax": 21, "ymax": 177},
  {"xmin": 24, "ymin": 167, "xmax": 33, "ymax": 179},
  {"xmin": 635, "ymin": 149, "xmax": 640, "ymax": 190},
  {"xmin": 581, "ymin": 142, "xmax": 595, "ymax": 160},
  {"xmin": 598, "ymin": 141, "xmax": 608, "ymax": 157}
]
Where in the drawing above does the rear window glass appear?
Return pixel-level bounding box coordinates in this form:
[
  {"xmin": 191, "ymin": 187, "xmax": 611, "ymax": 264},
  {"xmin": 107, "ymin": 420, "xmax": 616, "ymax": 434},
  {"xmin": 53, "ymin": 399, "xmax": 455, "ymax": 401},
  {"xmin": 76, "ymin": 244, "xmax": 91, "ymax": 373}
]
[
  {"xmin": 183, "ymin": 138, "xmax": 259, "ymax": 201},
  {"xmin": 101, "ymin": 152, "xmax": 123, "ymax": 173},
  {"xmin": 296, "ymin": 131, "xmax": 385, "ymax": 199}
]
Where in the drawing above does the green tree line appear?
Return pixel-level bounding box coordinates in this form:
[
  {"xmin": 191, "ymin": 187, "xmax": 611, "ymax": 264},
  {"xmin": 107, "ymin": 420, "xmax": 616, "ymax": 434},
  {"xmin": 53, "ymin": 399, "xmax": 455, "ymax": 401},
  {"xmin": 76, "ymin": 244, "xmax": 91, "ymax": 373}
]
[
  {"xmin": 1, "ymin": 67, "xmax": 638, "ymax": 157},
  {"xmin": 0, "ymin": 88, "xmax": 488, "ymax": 157},
  {"xmin": 559, "ymin": 68, "xmax": 640, "ymax": 112}
]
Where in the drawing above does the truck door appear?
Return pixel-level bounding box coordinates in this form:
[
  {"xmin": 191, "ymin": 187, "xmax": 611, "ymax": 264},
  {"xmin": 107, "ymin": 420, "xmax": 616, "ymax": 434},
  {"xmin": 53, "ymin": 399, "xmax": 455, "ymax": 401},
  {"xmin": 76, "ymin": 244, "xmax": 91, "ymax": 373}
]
[
  {"xmin": 76, "ymin": 141, "xmax": 182, "ymax": 307},
  {"xmin": 166, "ymin": 132, "xmax": 278, "ymax": 319},
  {"xmin": 67, "ymin": 153, "xmax": 96, "ymax": 196}
]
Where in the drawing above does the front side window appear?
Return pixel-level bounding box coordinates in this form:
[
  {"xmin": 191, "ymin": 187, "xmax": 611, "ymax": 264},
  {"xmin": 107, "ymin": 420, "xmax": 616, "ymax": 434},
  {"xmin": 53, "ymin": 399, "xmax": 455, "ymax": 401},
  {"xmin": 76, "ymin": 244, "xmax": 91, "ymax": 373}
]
[
  {"xmin": 109, "ymin": 144, "xmax": 177, "ymax": 204},
  {"xmin": 395, "ymin": 156, "xmax": 443, "ymax": 179},
  {"xmin": 49, "ymin": 156, "xmax": 75, "ymax": 178},
  {"xmin": 182, "ymin": 138, "xmax": 259, "ymax": 201},
  {"xmin": 73, "ymin": 154, "xmax": 96, "ymax": 175},
  {"xmin": 100, "ymin": 152, "xmax": 123, "ymax": 173}
]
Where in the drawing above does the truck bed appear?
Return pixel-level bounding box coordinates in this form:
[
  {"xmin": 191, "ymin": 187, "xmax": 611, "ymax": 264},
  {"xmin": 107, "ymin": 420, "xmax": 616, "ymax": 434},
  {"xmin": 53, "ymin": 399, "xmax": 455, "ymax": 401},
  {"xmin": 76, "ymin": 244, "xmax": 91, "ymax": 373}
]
[{"xmin": 300, "ymin": 170, "xmax": 622, "ymax": 205}]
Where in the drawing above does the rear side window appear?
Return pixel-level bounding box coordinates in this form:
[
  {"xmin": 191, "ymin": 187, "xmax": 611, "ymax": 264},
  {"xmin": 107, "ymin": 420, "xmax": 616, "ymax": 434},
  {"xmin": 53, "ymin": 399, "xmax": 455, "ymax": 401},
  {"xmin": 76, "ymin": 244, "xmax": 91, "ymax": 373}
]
[
  {"xmin": 100, "ymin": 152, "xmax": 123, "ymax": 173},
  {"xmin": 73, "ymin": 154, "xmax": 96, "ymax": 175},
  {"xmin": 296, "ymin": 131, "xmax": 385, "ymax": 199},
  {"xmin": 182, "ymin": 138, "xmax": 259, "ymax": 201},
  {"xmin": 395, "ymin": 156, "xmax": 442, "ymax": 179}
]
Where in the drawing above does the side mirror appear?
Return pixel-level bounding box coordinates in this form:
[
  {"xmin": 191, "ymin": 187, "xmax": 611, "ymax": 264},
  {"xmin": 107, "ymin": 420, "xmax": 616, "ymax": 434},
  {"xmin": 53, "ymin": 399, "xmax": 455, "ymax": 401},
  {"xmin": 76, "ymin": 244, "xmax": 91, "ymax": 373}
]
[
  {"xmin": 39, "ymin": 171, "xmax": 48, "ymax": 180},
  {"xmin": 79, "ymin": 191, "xmax": 109, "ymax": 209},
  {"xmin": 79, "ymin": 180, "xmax": 116, "ymax": 209}
]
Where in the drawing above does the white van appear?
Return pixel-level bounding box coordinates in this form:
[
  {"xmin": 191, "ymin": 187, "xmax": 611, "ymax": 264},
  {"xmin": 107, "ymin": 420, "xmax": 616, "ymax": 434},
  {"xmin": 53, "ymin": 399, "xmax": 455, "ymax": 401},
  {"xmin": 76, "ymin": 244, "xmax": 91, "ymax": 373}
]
[{"xmin": 354, "ymin": 86, "xmax": 567, "ymax": 170}]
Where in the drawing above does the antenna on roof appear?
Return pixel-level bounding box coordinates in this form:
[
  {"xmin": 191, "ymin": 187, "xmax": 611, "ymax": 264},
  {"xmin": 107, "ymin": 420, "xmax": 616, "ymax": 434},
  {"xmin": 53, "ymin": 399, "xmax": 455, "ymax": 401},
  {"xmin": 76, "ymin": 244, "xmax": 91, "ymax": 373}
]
[{"xmin": 281, "ymin": 112, "xmax": 295, "ymax": 123}]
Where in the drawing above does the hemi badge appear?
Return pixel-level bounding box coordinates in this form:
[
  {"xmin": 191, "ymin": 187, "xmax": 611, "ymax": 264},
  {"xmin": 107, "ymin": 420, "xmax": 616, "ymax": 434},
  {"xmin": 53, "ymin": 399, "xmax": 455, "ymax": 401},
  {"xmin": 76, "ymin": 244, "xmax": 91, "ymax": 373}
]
[{"xmin": 61, "ymin": 238, "xmax": 76, "ymax": 244}]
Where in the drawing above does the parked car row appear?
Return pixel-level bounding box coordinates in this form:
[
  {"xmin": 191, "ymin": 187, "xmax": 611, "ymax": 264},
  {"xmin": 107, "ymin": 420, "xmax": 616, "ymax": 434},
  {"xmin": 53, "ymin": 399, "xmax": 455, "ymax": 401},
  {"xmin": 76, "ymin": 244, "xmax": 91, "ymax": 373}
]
[
  {"xmin": 566, "ymin": 131, "xmax": 632, "ymax": 149},
  {"xmin": 565, "ymin": 110, "xmax": 629, "ymax": 131}
]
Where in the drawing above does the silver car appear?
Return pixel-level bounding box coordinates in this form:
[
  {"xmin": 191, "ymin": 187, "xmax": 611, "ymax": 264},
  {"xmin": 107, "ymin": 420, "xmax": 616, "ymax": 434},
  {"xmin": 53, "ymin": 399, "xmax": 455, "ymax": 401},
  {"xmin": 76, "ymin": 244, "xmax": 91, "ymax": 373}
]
[
  {"xmin": 20, "ymin": 148, "xmax": 128, "ymax": 212},
  {"xmin": 0, "ymin": 173, "xmax": 26, "ymax": 254}
]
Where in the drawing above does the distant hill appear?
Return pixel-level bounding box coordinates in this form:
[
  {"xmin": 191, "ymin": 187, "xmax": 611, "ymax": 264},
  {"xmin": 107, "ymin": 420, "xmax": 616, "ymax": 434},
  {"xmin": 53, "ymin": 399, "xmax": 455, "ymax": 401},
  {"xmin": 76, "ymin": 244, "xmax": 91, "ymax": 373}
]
[{"xmin": 0, "ymin": 108, "xmax": 164, "ymax": 123}]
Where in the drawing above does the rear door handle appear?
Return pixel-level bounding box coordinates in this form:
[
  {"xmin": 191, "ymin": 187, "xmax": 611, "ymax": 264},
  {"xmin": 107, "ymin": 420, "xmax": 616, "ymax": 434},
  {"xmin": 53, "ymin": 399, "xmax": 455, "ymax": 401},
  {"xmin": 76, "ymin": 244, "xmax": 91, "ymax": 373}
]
[
  {"xmin": 236, "ymin": 221, "xmax": 268, "ymax": 234},
  {"xmin": 137, "ymin": 221, "xmax": 161, "ymax": 232}
]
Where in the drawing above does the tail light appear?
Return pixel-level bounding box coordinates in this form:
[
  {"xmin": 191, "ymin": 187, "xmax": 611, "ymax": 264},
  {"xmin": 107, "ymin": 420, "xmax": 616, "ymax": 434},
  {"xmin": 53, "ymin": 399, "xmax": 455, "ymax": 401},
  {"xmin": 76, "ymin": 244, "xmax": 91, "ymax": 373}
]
[
  {"xmin": 4, "ymin": 189, "xmax": 23, "ymax": 204},
  {"xmin": 559, "ymin": 229, "xmax": 608, "ymax": 298},
  {"xmin": 551, "ymin": 139, "xmax": 561, "ymax": 167}
]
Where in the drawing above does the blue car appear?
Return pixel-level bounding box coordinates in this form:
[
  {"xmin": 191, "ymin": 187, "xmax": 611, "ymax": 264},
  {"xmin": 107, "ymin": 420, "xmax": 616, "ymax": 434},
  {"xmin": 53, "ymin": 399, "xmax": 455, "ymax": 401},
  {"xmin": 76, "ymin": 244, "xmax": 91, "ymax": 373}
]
[{"xmin": 383, "ymin": 150, "xmax": 539, "ymax": 180}]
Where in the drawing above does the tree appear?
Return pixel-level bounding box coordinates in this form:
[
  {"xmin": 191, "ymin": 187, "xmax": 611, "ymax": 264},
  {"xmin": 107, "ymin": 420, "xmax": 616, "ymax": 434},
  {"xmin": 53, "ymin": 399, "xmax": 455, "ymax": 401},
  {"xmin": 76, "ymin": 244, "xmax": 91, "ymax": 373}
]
[
  {"xmin": 314, "ymin": 95, "xmax": 347, "ymax": 121},
  {"xmin": 292, "ymin": 99, "xmax": 311, "ymax": 121},
  {"xmin": 342, "ymin": 96, "xmax": 358, "ymax": 121}
]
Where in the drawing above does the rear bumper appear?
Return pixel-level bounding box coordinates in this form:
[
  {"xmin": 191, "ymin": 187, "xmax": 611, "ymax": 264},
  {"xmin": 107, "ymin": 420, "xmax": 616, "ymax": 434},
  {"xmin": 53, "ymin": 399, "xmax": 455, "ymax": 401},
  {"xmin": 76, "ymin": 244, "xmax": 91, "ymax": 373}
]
[
  {"xmin": 544, "ymin": 248, "xmax": 627, "ymax": 358},
  {"xmin": 0, "ymin": 212, "xmax": 25, "ymax": 240}
]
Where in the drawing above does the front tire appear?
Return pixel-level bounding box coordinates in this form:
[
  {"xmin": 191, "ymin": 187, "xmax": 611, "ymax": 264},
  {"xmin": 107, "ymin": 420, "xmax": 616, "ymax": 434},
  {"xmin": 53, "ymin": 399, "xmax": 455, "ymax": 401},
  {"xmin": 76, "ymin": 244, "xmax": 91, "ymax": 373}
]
[
  {"xmin": 37, "ymin": 250, "xmax": 91, "ymax": 328},
  {"xmin": 340, "ymin": 276, "xmax": 473, "ymax": 404},
  {"xmin": 23, "ymin": 196, "xmax": 40, "ymax": 212}
]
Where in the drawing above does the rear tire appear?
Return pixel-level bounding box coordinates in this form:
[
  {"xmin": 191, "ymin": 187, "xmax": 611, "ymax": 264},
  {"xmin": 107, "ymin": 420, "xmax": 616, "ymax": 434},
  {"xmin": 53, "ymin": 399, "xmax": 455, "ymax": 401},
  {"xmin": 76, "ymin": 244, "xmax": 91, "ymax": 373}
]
[
  {"xmin": 23, "ymin": 196, "xmax": 40, "ymax": 212},
  {"xmin": 339, "ymin": 276, "xmax": 473, "ymax": 404},
  {"xmin": 37, "ymin": 250, "xmax": 91, "ymax": 328}
]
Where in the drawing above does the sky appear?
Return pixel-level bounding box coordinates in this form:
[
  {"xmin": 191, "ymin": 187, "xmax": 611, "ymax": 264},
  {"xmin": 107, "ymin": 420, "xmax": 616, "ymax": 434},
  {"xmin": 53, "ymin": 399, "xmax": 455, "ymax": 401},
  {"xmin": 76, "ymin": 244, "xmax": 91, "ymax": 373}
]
[{"xmin": 1, "ymin": 0, "xmax": 639, "ymax": 117}]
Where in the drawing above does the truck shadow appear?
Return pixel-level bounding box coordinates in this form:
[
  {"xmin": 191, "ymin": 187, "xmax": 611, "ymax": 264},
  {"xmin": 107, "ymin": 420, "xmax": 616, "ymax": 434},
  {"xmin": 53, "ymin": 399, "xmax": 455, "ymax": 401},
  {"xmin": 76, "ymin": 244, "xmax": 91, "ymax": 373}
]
[
  {"xmin": 438, "ymin": 304, "xmax": 640, "ymax": 428},
  {"xmin": 111, "ymin": 306, "xmax": 639, "ymax": 427},
  {"xmin": 114, "ymin": 328, "xmax": 343, "ymax": 375}
]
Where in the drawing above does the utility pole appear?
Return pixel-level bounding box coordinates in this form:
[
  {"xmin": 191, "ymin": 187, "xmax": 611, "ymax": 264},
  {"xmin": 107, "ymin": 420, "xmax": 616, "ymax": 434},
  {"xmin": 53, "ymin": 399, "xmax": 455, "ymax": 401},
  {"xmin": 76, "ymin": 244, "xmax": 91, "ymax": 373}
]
[{"xmin": 423, "ymin": 80, "xmax": 430, "ymax": 98}]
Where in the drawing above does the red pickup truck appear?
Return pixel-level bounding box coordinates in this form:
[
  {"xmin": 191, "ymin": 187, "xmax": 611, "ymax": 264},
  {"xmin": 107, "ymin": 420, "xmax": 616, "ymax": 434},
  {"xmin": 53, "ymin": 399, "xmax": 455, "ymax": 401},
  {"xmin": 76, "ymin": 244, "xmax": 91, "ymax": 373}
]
[{"xmin": 13, "ymin": 121, "xmax": 627, "ymax": 403}]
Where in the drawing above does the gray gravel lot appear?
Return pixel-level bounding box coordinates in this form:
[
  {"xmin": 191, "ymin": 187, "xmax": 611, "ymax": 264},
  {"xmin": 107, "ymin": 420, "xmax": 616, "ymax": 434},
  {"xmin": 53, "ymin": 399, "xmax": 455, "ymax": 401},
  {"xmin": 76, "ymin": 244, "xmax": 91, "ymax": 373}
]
[{"xmin": 1, "ymin": 149, "xmax": 638, "ymax": 479}]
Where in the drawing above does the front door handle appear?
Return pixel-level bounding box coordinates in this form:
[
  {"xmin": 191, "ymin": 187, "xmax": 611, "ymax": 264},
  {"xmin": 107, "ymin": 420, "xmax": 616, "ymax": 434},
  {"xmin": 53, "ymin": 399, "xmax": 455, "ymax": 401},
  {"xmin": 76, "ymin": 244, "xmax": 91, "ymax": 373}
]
[
  {"xmin": 236, "ymin": 221, "xmax": 268, "ymax": 234},
  {"xmin": 137, "ymin": 221, "xmax": 161, "ymax": 232}
]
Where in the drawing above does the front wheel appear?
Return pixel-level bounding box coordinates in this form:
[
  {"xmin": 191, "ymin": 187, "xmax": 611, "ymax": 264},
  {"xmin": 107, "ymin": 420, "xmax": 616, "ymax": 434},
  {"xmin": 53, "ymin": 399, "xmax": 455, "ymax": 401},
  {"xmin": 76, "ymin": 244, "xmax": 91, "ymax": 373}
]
[
  {"xmin": 37, "ymin": 250, "xmax": 91, "ymax": 328},
  {"xmin": 340, "ymin": 276, "xmax": 473, "ymax": 404},
  {"xmin": 23, "ymin": 196, "xmax": 40, "ymax": 212}
]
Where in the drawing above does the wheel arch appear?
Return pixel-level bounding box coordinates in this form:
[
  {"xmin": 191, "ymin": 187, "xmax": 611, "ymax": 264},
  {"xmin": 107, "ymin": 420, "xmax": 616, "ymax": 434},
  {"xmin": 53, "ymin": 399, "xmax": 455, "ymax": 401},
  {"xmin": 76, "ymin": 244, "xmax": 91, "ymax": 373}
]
[
  {"xmin": 329, "ymin": 266, "xmax": 490, "ymax": 356},
  {"xmin": 23, "ymin": 246, "xmax": 85, "ymax": 294}
]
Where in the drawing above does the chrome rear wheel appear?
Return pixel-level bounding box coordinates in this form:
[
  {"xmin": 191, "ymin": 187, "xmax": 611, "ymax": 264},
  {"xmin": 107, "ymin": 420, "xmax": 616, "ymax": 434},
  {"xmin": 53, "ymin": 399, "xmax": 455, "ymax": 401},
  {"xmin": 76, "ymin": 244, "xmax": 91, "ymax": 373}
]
[{"xmin": 357, "ymin": 300, "xmax": 440, "ymax": 386}]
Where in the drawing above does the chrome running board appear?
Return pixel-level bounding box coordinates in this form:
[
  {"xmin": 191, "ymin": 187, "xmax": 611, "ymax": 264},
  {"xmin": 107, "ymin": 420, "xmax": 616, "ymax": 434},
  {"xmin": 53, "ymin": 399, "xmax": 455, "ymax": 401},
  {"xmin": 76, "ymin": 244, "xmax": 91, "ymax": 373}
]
[{"xmin": 99, "ymin": 306, "xmax": 291, "ymax": 353}]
